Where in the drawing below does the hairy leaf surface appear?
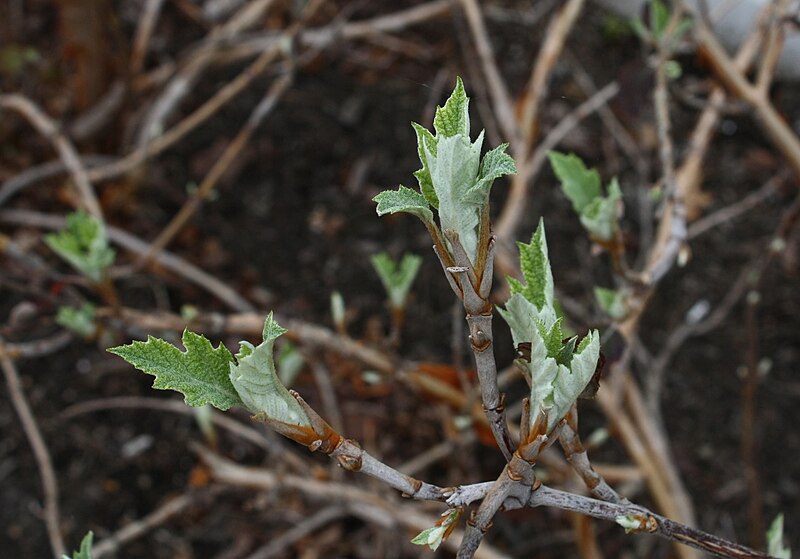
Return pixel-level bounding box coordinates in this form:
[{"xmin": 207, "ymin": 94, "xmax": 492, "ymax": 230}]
[
  {"xmin": 109, "ymin": 331, "xmax": 241, "ymax": 411},
  {"xmin": 229, "ymin": 313, "xmax": 310, "ymax": 425},
  {"xmin": 373, "ymin": 185, "xmax": 434, "ymax": 225}
]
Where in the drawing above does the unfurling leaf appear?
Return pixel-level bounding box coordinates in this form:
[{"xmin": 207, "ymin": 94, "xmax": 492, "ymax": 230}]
[
  {"xmin": 549, "ymin": 152, "xmax": 623, "ymax": 241},
  {"xmin": 411, "ymin": 508, "xmax": 461, "ymax": 551},
  {"xmin": 370, "ymin": 252, "xmax": 422, "ymax": 310},
  {"xmin": 63, "ymin": 531, "xmax": 93, "ymax": 559},
  {"xmin": 109, "ymin": 329, "xmax": 241, "ymax": 410},
  {"xmin": 46, "ymin": 211, "xmax": 115, "ymax": 282},
  {"xmin": 499, "ymin": 220, "xmax": 601, "ymax": 434},
  {"xmin": 229, "ymin": 312, "xmax": 310, "ymax": 427},
  {"xmin": 513, "ymin": 219, "xmax": 554, "ymax": 311},
  {"xmin": 375, "ymin": 77, "xmax": 516, "ymax": 264},
  {"xmin": 766, "ymin": 514, "xmax": 792, "ymax": 559}
]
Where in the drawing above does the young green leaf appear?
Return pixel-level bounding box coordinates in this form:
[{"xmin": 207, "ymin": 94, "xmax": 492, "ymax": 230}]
[
  {"xmin": 370, "ymin": 252, "xmax": 422, "ymax": 310},
  {"xmin": 514, "ymin": 219, "xmax": 554, "ymax": 311},
  {"xmin": 579, "ymin": 177, "xmax": 622, "ymax": 241},
  {"xmin": 46, "ymin": 211, "xmax": 115, "ymax": 282},
  {"xmin": 373, "ymin": 185, "xmax": 434, "ymax": 226},
  {"xmin": 63, "ymin": 531, "xmax": 93, "ymax": 559},
  {"xmin": 108, "ymin": 330, "xmax": 242, "ymax": 410},
  {"xmin": 56, "ymin": 303, "xmax": 97, "ymax": 338},
  {"xmin": 411, "ymin": 122, "xmax": 438, "ymax": 208},
  {"xmin": 594, "ymin": 286, "xmax": 627, "ymax": 319},
  {"xmin": 433, "ymin": 76, "xmax": 469, "ymax": 138},
  {"xmin": 374, "ymin": 78, "xmax": 516, "ymax": 264},
  {"xmin": 229, "ymin": 313, "xmax": 310, "ymax": 426},
  {"xmin": 550, "ymin": 331, "xmax": 600, "ymax": 430},
  {"xmin": 548, "ymin": 151, "xmax": 601, "ymax": 214},
  {"xmin": 426, "ymin": 130, "xmax": 485, "ymax": 260},
  {"xmin": 411, "ymin": 508, "xmax": 461, "ymax": 551},
  {"xmin": 766, "ymin": 514, "xmax": 792, "ymax": 559},
  {"xmin": 499, "ymin": 220, "xmax": 600, "ymax": 433}
]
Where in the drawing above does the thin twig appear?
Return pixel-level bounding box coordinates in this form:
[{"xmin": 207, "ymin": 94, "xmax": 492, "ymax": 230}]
[
  {"xmin": 691, "ymin": 14, "xmax": 800, "ymax": 179},
  {"xmin": 92, "ymin": 488, "xmax": 222, "ymax": 558},
  {"xmin": 0, "ymin": 209, "xmax": 255, "ymax": 312},
  {"xmin": 60, "ymin": 395, "xmax": 309, "ymax": 473},
  {"xmin": 242, "ymin": 505, "xmax": 348, "ymax": 559},
  {"xmin": 0, "ymin": 95, "xmax": 103, "ymax": 220},
  {"xmin": 0, "ymin": 337, "xmax": 65, "ymax": 558},
  {"xmin": 519, "ymin": 0, "xmax": 585, "ymax": 154},
  {"xmin": 196, "ymin": 445, "xmax": 508, "ymax": 559},
  {"xmin": 457, "ymin": 0, "xmax": 519, "ymax": 147},
  {"xmin": 130, "ymin": 0, "xmax": 166, "ymax": 75},
  {"xmin": 137, "ymin": 71, "xmax": 292, "ymax": 265}
]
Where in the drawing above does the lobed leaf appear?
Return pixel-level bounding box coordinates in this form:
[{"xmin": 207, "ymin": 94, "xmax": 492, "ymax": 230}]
[
  {"xmin": 548, "ymin": 151, "xmax": 601, "ymax": 214},
  {"xmin": 109, "ymin": 330, "xmax": 242, "ymax": 410},
  {"xmin": 469, "ymin": 143, "xmax": 517, "ymax": 202},
  {"xmin": 373, "ymin": 186, "xmax": 434, "ymax": 226}
]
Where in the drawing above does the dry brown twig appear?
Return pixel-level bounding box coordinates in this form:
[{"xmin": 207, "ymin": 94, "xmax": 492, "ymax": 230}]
[
  {"xmin": 0, "ymin": 337, "xmax": 65, "ymax": 558},
  {"xmin": 0, "ymin": 95, "xmax": 103, "ymax": 220}
]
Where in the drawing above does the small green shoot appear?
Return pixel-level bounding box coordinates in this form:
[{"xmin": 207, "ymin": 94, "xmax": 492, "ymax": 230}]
[
  {"xmin": 374, "ymin": 77, "xmax": 516, "ymax": 263},
  {"xmin": 63, "ymin": 531, "xmax": 93, "ymax": 559},
  {"xmin": 767, "ymin": 514, "xmax": 791, "ymax": 559},
  {"xmin": 411, "ymin": 508, "xmax": 461, "ymax": 551},
  {"xmin": 498, "ymin": 220, "xmax": 600, "ymax": 434},
  {"xmin": 56, "ymin": 303, "xmax": 97, "ymax": 338},
  {"xmin": 548, "ymin": 151, "xmax": 622, "ymax": 242},
  {"xmin": 630, "ymin": 0, "xmax": 693, "ymax": 48},
  {"xmin": 594, "ymin": 287, "xmax": 627, "ymax": 319},
  {"xmin": 370, "ymin": 252, "xmax": 422, "ymax": 311},
  {"xmin": 45, "ymin": 211, "xmax": 115, "ymax": 282}
]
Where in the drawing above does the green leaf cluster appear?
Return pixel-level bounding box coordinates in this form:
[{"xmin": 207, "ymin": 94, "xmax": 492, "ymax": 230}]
[
  {"xmin": 108, "ymin": 313, "xmax": 310, "ymax": 428},
  {"xmin": 374, "ymin": 77, "xmax": 516, "ymax": 262},
  {"xmin": 370, "ymin": 252, "xmax": 422, "ymax": 310},
  {"xmin": 548, "ymin": 151, "xmax": 622, "ymax": 241},
  {"xmin": 498, "ymin": 220, "xmax": 600, "ymax": 433},
  {"xmin": 45, "ymin": 211, "xmax": 115, "ymax": 282},
  {"xmin": 63, "ymin": 531, "xmax": 93, "ymax": 559}
]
